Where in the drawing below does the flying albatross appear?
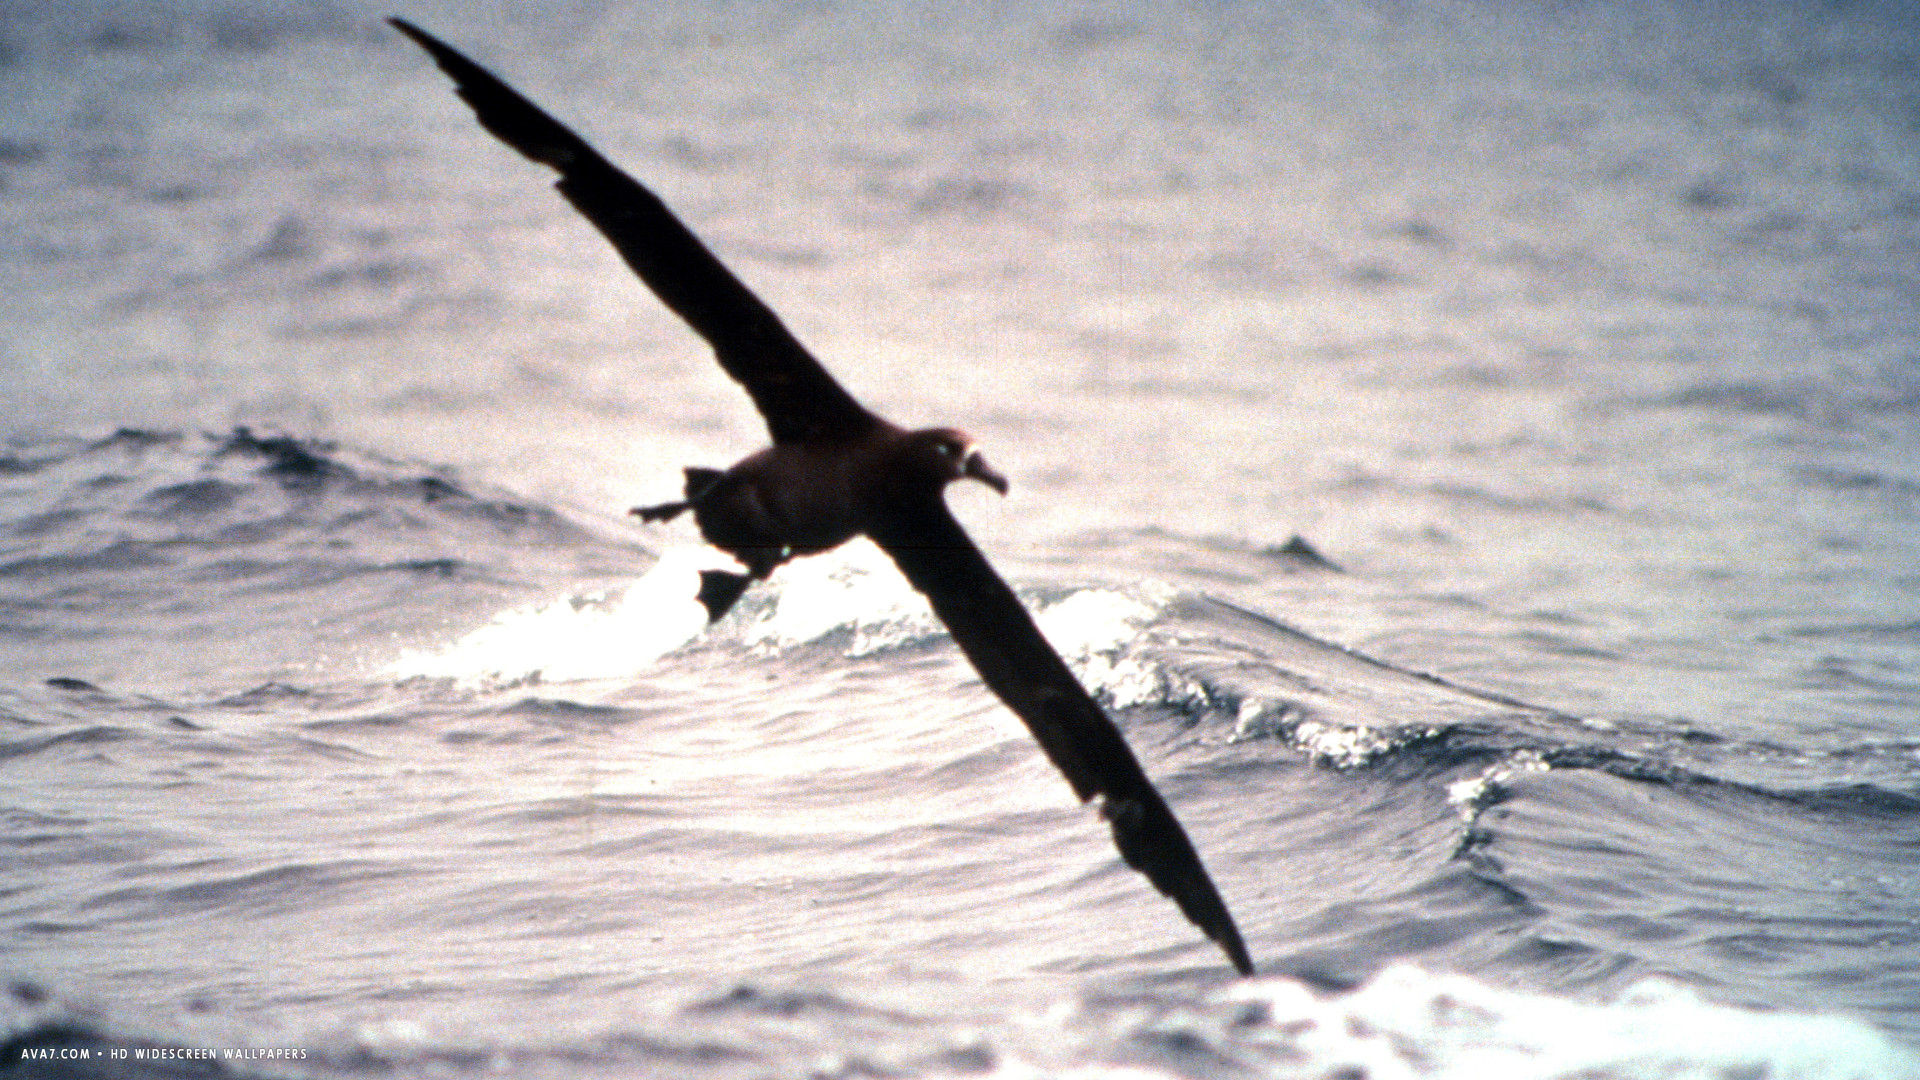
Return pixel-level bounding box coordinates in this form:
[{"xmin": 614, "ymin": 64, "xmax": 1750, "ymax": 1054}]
[{"xmin": 391, "ymin": 18, "xmax": 1255, "ymax": 977}]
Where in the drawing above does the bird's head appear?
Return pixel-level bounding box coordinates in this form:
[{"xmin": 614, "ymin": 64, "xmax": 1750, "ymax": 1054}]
[{"xmin": 900, "ymin": 428, "xmax": 1009, "ymax": 497}]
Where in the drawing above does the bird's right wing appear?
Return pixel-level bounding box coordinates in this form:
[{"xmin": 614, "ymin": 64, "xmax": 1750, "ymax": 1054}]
[
  {"xmin": 869, "ymin": 494, "xmax": 1255, "ymax": 976},
  {"xmin": 390, "ymin": 19, "xmax": 878, "ymax": 445}
]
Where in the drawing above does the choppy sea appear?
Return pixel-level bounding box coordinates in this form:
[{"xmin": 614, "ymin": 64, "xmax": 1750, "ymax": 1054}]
[{"xmin": 3, "ymin": 0, "xmax": 1919, "ymax": 1076}]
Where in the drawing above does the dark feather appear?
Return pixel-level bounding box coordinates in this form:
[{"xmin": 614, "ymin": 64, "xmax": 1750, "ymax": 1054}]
[
  {"xmin": 870, "ymin": 495, "xmax": 1255, "ymax": 976},
  {"xmin": 388, "ymin": 18, "xmax": 877, "ymax": 445}
]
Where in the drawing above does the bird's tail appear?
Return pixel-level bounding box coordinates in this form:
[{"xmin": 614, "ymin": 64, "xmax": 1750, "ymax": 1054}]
[
  {"xmin": 631, "ymin": 467, "xmax": 727, "ymax": 523},
  {"xmin": 631, "ymin": 501, "xmax": 687, "ymax": 523}
]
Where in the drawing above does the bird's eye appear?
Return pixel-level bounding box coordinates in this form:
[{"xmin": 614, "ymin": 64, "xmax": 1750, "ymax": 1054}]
[{"xmin": 937, "ymin": 441, "xmax": 960, "ymax": 458}]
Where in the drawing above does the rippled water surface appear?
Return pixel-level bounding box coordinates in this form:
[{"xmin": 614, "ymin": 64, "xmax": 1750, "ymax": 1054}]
[{"xmin": 2, "ymin": 1, "xmax": 1918, "ymax": 1076}]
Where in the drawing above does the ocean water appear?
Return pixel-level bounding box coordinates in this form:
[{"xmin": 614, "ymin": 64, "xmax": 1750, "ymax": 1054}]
[{"xmin": 3, "ymin": 0, "xmax": 1919, "ymax": 1076}]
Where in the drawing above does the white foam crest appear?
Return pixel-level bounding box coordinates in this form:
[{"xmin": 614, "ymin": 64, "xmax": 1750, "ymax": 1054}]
[
  {"xmin": 739, "ymin": 539, "xmax": 936, "ymax": 655},
  {"xmin": 1447, "ymin": 748, "xmax": 1552, "ymax": 821},
  {"xmin": 1228, "ymin": 965, "xmax": 1914, "ymax": 1080},
  {"xmin": 382, "ymin": 543, "xmax": 1184, "ymax": 698},
  {"xmin": 1228, "ymin": 696, "xmax": 1420, "ymax": 768},
  {"xmin": 736, "ymin": 548, "xmax": 1176, "ymax": 674},
  {"xmin": 1033, "ymin": 584, "xmax": 1174, "ymax": 708},
  {"xmin": 381, "ymin": 548, "xmax": 713, "ymax": 686}
]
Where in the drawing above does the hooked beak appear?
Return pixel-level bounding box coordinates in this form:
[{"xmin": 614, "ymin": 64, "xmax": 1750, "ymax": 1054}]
[{"xmin": 963, "ymin": 450, "xmax": 1010, "ymax": 496}]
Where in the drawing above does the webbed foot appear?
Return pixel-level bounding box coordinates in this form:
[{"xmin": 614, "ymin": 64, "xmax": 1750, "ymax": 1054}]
[{"xmin": 696, "ymin": 569, "xmax": 755, "ymax": 623}]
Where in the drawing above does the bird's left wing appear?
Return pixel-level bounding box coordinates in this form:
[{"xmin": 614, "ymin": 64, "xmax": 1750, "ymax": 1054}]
[
  {"xmin": 390, "ymin": 19, "xmax": 878, "ymax": 445},
  {"xmin": 868, "ymin": 495, "xmax": 1255, "ymax": 976}
]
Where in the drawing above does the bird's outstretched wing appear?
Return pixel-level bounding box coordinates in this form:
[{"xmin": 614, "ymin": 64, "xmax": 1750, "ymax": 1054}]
[
  {"xmin": 390, "ymin": 19, "xmax": 878, "ymax": 445},
  {"xmin": 869, "ymin": 495, "xmax": 1255, "ymax": 976}
]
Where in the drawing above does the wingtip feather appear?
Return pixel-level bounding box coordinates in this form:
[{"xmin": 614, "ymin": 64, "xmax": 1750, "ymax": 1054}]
[
  {"xmin": 389, "ymin": 16, "xmax": 589, "ymax": 171},
  {"xmin": 1103, "ymin": 792, "xmax": 1256, "ymax": 976}
]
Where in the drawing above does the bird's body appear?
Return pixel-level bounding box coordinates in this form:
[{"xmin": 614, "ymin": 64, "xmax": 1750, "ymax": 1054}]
[
  {"xmin": 637, "ymin": 424, "xmax": 1006, "ymax": 616},
  {"xmin": 673, "ymin": 443, "xmax": 873, "ymax": 569},
  {"xmin": 391, "ymin": 18, "xmax": 1255, "ymax": 977}
]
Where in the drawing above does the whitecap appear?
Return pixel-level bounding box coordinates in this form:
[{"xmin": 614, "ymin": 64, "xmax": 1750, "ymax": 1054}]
[{"xmin": 381, "ymin": 547, "xmax": 715, "ymax": 686}]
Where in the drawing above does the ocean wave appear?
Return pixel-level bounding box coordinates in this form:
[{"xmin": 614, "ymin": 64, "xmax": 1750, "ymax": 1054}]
[
  {"xmin": 0, "ymin": 428, "xmax": 646, "ymax": 690},
  {"xmin": 8, "ymin": 429, "xmax": 1918, "ymax": 1058},
  {"xmin": 0, "ymin": 429, "xmax": 603, "ymax": 564},
  {"xmin": 4, "ymin": 962, "xmax": 1910, "ymax": 1080},
  {"xmin": 373, "ymin": 510, "xmax": 1918, "ymax": 830},
  {"xmin": 9, "ymin": 427, "xmax": 1905, "ymax": 830}
]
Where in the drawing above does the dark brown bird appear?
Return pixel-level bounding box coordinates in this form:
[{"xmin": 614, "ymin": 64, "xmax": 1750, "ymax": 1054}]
[{"xmin": 391, "ymin": 18, "xmax": 1255, "ymax": 977}]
